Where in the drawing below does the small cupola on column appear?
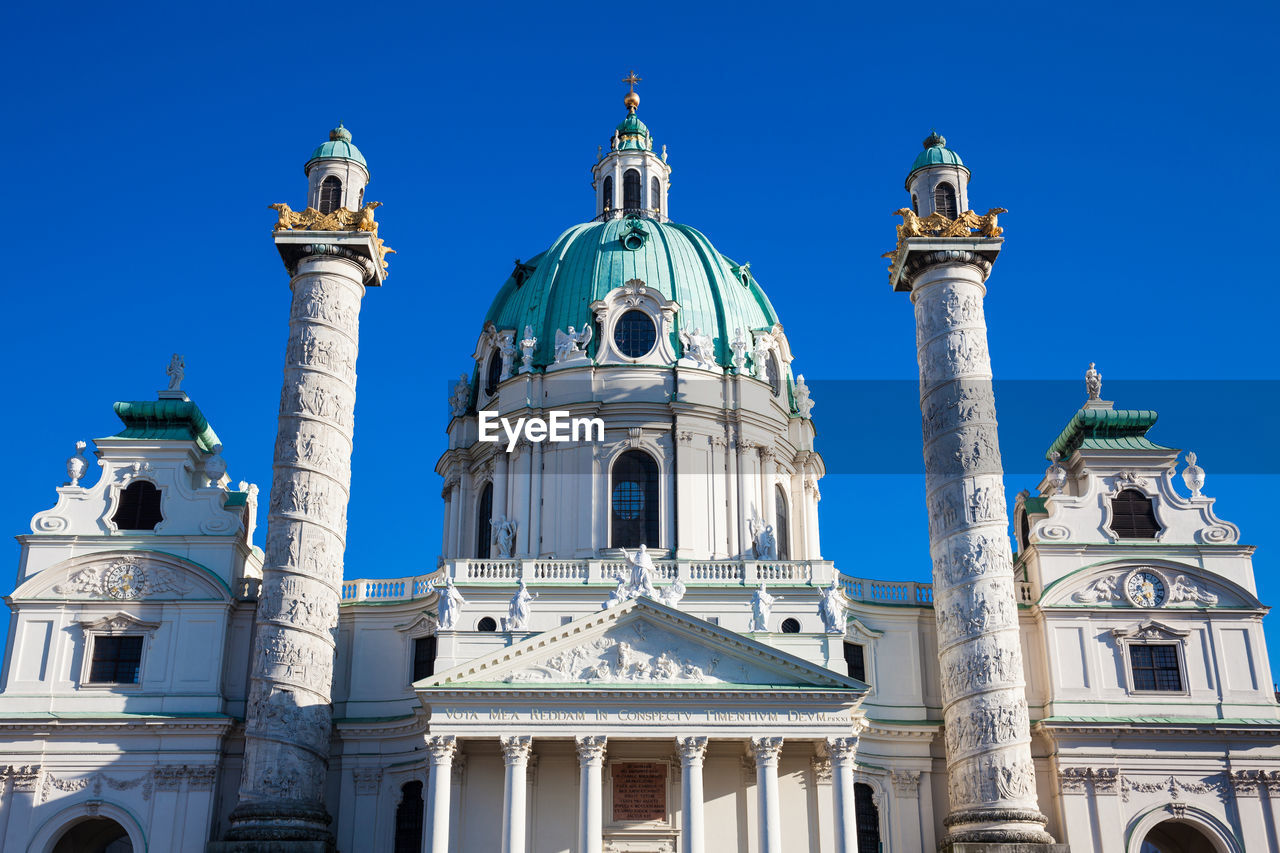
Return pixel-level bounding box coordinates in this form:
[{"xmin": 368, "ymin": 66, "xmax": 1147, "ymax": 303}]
[
  {"xmin": 591, "ymin": 71, "xmax": 673, "ymax": 221},
  {"xmin": 905, "ymin": 130, "xmax": 970, "ymax": 219},
  {"xmin": 305, "ymin": 123, "xmax": 370, "ymax": 214}
]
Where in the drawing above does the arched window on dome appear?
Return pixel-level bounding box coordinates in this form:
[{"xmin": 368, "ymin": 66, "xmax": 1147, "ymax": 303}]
[
  {"xmin": 393, "ymin": 781, "xmax": 424, "ymax": 853},
  {"xmin": 611, "ymin": 450, "xmax": 659, "ymax": 549},
  {"xmin": 775, "ymin": 486, "xmax": 790, "ymax": 560},
  {"xmin": 484, "ymin": 351, "xmax": 502, "ymax": 397},
  {"xmin": 623, "ymin": 169, "xmax": 641, "ymax": 210},
  {"xmin": 318, "ymin": 176, "xmax": 342, "ymax": 215},
  {"xmin": 1109, "ymin": 489, "xmax": 1160, "ymax": 539},
  {"xmin": 112, "ymin": 481, "xmax": 163, "ymax": 531},
  {"xmin": 765, "ymin": 352, "xmax": 783, "ymax": 397},
  {"xmin": 854, "ymin": 783, "xmax": 882, "ymax": 851},
  {"xmin": 476, "ymin": 482, "xmax": 494, "ymax": 558},
  {"xmin": 651, "ymin": 177, "xmax": 661, "ymax": 216},
  {"xmin": 934, "ymin": 181, "xmax": 958, "ymax": 220},
  {"xmin": 602, "ymin": 176, "xmax": 614, "ymax": 211}
]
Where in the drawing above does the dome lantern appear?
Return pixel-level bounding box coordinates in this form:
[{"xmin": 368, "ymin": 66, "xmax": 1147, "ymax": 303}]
[
  {"xmin": 592, "ymin": 72, "xmax": 672, "ymax": 221},
  {"xmin": 905, "ymin": 129, "xmax": 971, "ymax": 219},
  {"xmin": 303, "ymin": 122, "xmax": 371, "ymax": 215}
]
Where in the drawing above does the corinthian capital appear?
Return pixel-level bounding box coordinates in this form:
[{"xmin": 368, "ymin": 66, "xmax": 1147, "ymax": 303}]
[
  {"xmin": 425, "ymin": 734, "xmax": 457, "ymax": 765},
  {"xmin": 576, "ymin": 735, "xmax": 607, "ymax": 766},
  {"xmin": 675, "ymin": 736, "xmax": 708, "ymax": 764},
  {"xmin": 750, "ymin": 736, "xmax": 784, "ymax": 766},
  {"xmin": 500, "ymin": 735, "xmax": 533, "ymax": 766}
]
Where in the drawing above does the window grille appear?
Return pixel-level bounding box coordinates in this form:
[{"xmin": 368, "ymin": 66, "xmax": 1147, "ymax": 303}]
[
  {"xmin": 1129, "ymin": 644, "xmax": 1182, "ymax": 691},
  {"xmin": 1110, "ymin": 489, "xmax": 1160, "ymax": 538},
  {"xmin": 611, "ymin": 450, "xmax": 659, "ymax": 548},
  {"xmin": 88, "ymin": 635, "xmax": 143, "ymax": 684},
  {"xmin": 843, "ymin": 642, "xmax": 866, "ymax": 682},
  {"xmin": 613, "ymin": 310, "xmax": 656, "ymax": 358},
  {"xmin": 934, "ymin": 182, "xmax": 958, "ymax": 219},
  {"xmin": 318, "ymin": 176, "xmax": 342, "ymax": 214},
  {"xmin": 623, "ymin": 169, "xmax": 641, "ymax": 209}
]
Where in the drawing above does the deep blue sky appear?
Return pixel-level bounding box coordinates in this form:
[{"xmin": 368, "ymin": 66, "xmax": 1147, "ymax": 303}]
[{"xmin": 4, "ymin": 2, "xmax": 1278, "ymax": 674}]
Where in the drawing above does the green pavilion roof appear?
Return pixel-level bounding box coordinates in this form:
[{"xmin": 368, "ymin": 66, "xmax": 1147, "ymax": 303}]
[
  {"xmin": 112, "ymin": 399, "xmax": 221, "ymax": 453},
  {"xmin": 1046, "ymin": 407, "xmax": 1170, "ymax": 460}
]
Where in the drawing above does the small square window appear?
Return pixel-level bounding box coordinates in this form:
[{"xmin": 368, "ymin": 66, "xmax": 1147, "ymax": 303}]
[
  {"xmin": 844, "ymin": 642, "xmax": 867, "ymax": 682},
  {"xmin": 88, "ymin": 635, "xmax": 144, "ymax": 684},
  {"xmin": 412, "ymin": 636, "xmax": 437, "ymax": 682},
  {"xmin": 1128, "ymin": 644, "xmax": 1182, "ymax": 692}
]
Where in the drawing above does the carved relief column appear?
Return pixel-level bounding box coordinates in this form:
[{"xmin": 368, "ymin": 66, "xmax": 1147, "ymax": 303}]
[
  {"xmin": 896, "ymin": 231, "xmax": 1054, "ymax": 847},
  {"xmin": 827, "ymin": 737, "xmax": 860, "ymax": 853},
  {"xmin": 676, "ymin": 736, "xmax": 708, "ymax": 853},
  {"xmin": 225, "ymin": 227, "xmax": 381, "ymax": 848},
  {"xmin": 500, "ymin": 736, "xmax": 532, "ymax": 853},
  {"xmin": 750, "ymin": 737, "xmax": 784, "ymax": 853},
  {"xmin": 576, "ymin": 735, "xmax": 607, "ymax": 853}
]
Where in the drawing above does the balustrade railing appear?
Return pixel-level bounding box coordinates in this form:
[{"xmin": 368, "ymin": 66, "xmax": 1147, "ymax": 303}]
[
  {"xmin": 593, "ymin": 207, "xmax": 667, "ymax": 223},
  {"xmin": 335, "ymin": 558, "xmax": 937, "ymax": 607}
]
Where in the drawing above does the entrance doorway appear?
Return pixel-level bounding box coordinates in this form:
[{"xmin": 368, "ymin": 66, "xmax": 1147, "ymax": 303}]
[
  {"xmin": 51, "ymin": 817, "xmax": 133, "ymax": 853},
  {"xmin": 1139, "ymin": 820, "xmax": 1218, "ymax": 853}
]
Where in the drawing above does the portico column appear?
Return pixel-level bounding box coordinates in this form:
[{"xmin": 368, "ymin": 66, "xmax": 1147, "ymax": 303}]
[
  {"xmin": 425, "ymin": 735, "xmax": 457, "ymax": 853},
  {"xmin": 751, "ymin": 737, "xmax": 784, "ymax": 853},
  {"xmin": 500, "ymin": 736, "xmax": 532, "ymax": 853},
  {"xmin": 576, "ymin": 735, "xmax": 607, "ymax": 853},
  {"xmin": 827, "ymin": 736, "xmax": 860, "ymax": 853},
  {"xmin": 676, "ymin": 736, "xmax": 708, "ymax": 853}
]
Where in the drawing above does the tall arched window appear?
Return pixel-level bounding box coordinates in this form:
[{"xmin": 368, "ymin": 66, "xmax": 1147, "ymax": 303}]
[
  {"xmin": 934, "ymin": 181, "xmax": 958, "ymax": 219},
  {"xmin": 484, "ymin": 351, "xmax": 502, "ymax": 396},
  {"xmin": 393, "ymin": 781, "xmax": 424, "ymax": 853},
  {"xmin": 651, "ymin": 177, "xmax": 661, "ymax": 215},
  {"xmin": 611, "ymin": 450, "xmax": 659, "ymax": 548},
  {"xmin": 112, "ymin": 481, "xmax": 163, "ymax": 531},
  {"xmin": 775, "ymin": 486, "xmax": 790, "ymax": 560},
  {"xmin": 854, "ymin": 783, "xmax": 881, "ymax": 852},
  {"xmin": 476, "ymin": 482, "xmax": 494, "ymax": 558},
  {"xmin": 318, "ymin": 176, "xmax": 342, "ymax": 214},
  {"xmin": 1110, "ymin": 489, "xmax": 1160, "ymax": 539},
  {"xmin": 911, "ymin": 193, "xmax": 919, "ymax": 214},
  {"xmin": 602, "ymin": 175, "xmax": 614, "ymax": 211},
  {"xmin": 623, "ymin": 169, "xmax": 642, "ymax": 209}
]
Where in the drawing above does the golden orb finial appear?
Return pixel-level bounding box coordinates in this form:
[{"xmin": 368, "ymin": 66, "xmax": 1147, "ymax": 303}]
[{"xmin": 622, "ymin": 70, "xmax": 641, "ymax": 113}]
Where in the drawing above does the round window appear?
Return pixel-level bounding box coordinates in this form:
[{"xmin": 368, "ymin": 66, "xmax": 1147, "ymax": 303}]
[
  {"xmin": 613, "ymin": 310, "xmax": 657, "ymax": 358},
  {"xmin": 781, "ymin": 618, "xmax": 801, "ymax": 634}
]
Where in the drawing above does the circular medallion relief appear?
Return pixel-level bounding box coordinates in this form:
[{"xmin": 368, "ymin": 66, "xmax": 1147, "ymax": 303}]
[
  {"xmin": 1123, "ymin": 568, "xmax": 1166, "ymax": 608},
  {"xmin": 104, "ymin": 560, "xmax": 146, "ymax": 600}
]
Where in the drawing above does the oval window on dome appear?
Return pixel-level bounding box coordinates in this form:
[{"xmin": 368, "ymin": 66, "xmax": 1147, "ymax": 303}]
[{"xmin": 614, "ymin": 310, "xmax": 657, "ymax": 359}]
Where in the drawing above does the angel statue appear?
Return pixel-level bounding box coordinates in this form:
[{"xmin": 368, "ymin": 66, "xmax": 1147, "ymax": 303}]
[
  {"xmin": 658, "ymin": 577, "xmax": 686, "ymax": 608},
  {"xmin": 750, "ymin": 518, "xmax": 778, "ymax": 560},
  {"xmin": 449, "ymin": 373, "xmax": 470, "ymax": 417},
  {"xmin": 166, "ymin": 353, "xmax": 185, "ymax": 391},
  {"xmin": 623, "ymin": 544, "xmax": 658, "ymax": 599},
  {"xmin": 425, "ymin": 576, "xmax": 468, "ymax": 631},
  {"xmin": 603, "ymin": 578, "xmax": 629, "ymax": 610},
  {"xmin": 554, "ymin": 323, "xmax": 593, "ymax": 363},
  {"xmin": 729, "ymin": 328, "xmax": 749, "ymax": 374},
  {"xmin": 818, "ymin": 581, "xmax": 846, "ymax": 634},
  {"xmin": 519, "ymin": 325, "xmax": 538, "ymax": 372},
  {"xmin": 750, "ymin": 583, "xmax": 776, "ymax": 632},
  {"xmin": 679, "ymin": 326, "xmax": 717, "ymax": 370},
  {"xmin": 506, "ymin": 579, "xmax": 538, "ymax": 630}
]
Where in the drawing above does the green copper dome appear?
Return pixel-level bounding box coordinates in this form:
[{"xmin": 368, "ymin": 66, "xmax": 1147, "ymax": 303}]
[
  {"xmin": 615, "ymin": 112, "xmax": 651, "ymax": 150},
  {"xmin": 484, "ymin": 217, "xmax": 782, "ymax": 372},
  {"xmin": 907, "ymin": 131, "xmax": 965, "ymax": 180},
  {"xmin": 306, "ymin": 123, "xmax": 368, "ymax": 171}
]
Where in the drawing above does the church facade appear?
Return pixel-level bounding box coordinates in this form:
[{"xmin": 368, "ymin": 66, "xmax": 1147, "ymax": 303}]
[{"xmin": 0, "ymin": 83, "xmax": 1277, "ymax": 853}]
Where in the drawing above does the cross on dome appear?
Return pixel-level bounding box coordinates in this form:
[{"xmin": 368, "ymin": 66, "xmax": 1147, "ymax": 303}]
[{"xmin": 622, "ymin": 70, "xmax": 641, "ymax": 112}]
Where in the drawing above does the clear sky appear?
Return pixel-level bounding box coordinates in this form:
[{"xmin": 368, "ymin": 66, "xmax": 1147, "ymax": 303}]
[{"xmin": 3, "ymin": 2, "xmax": 1278, "ymax": 674}]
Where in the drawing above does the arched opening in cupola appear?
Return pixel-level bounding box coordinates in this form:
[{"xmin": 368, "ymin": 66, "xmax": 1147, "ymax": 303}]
[
  {"xmin": 476, "ymin": 482, "xmax": 494, "ymax": 558},
  {"xmin": 934, "ymin": 181, "xmax": 958, "ymax": 219},
  {"xmin": 623, "ymin": 169, "xmax": 641, "ymax": 209},
  {"xmin": 112, "ymin": 481, "xmax": 163, "ymax": 531},
  {"xmin": 602, "ymin": 175, "xmax": 614, "ymax": 211},
  {"xmin": 1110, "ymin": 488, "xmax": 1160, "ymax": 539},
  {"xmin": 318, "ymin": 176, "xmax": 342, "ymax": 214},
  {"xmin": 775, "ymin": 486, "xmax": 790, "ymax": 559},
  {"xmin": 651, "ymin": 176, "xmax": 661, "ymax": 215}
]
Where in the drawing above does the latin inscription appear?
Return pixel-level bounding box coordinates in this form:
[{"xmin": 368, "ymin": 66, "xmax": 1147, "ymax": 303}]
[
  {"xmin": 612, "ymin": 762, "xmax": 667, "ymax": 822},
  {"xmin": 436, "ymin": 707, "xmax": 852, "ymax": 725}
]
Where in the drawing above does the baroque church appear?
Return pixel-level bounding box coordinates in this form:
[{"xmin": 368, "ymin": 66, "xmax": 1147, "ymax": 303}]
[{"xmin": 0, "ymin": 79, "xmax": 1277, "ymax": 853}]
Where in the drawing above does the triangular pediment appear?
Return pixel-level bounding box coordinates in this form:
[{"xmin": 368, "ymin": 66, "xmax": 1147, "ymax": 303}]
[{"xmin": 422, "ymin": 598, "xmax": 863, "ymax": 691}]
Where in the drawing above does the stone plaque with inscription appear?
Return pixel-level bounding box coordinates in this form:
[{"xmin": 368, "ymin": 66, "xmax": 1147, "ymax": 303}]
[{"xmin": 611, "ymin": 762, "xmax": 667, "ymax": 822}]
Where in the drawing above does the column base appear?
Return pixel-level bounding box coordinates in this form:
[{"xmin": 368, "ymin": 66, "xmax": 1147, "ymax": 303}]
[
  {"xmin": 209, "ymin": 801, "xmax": 335, "ymax": 853},
  {"xmin": 947, "ymin": 840, "xmax": 1064, "ymax": 845}
]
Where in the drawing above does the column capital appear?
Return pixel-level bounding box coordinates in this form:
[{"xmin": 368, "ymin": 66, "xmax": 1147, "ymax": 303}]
[
  {"xmin": 826, "ymin": 736, "xmax": 859, "ymax": 764},
  {"xmin": 675, "ymin": 736, "xmax": 708, "ymax": 764},
  {"xmin": 750, "ymin": 736, "xmax": 784, "ymax": 766},
  {"xmin": 500, "ymin": 735, "xmax": 533, "ymax": 767},
  {"xmin": 426, "ymin": 734, "xmax": 458, "ymax": 765},
  {"xmin": 576, "ymin": 735, "xmax": 608, "ymax": 766}
]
